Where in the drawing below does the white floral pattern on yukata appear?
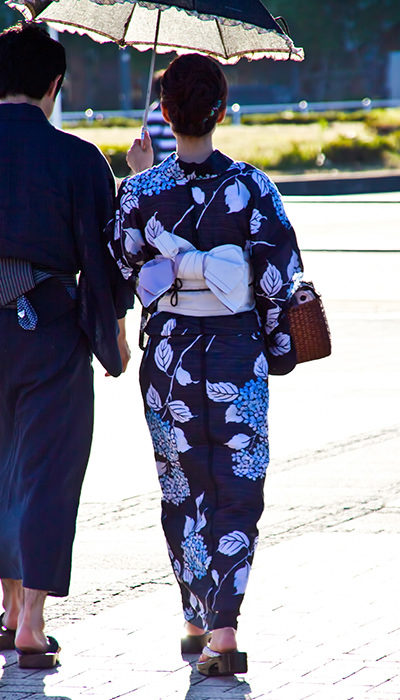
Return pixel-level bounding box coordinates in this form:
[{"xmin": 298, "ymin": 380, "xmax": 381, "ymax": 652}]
[
  {"xmin": 166, "ymin": 493, "xmax": 259, "ymax": 629},
  {"xmin": 144, "ymin": 317, "xmax": 269, "ymax": 507},
  {"xmin": 109, "ymin": 149, "xmax": 304, "ymax": 630},
  {"xmin": 108, "ymin": 150, "xmax": 303, "ymax": 371}
]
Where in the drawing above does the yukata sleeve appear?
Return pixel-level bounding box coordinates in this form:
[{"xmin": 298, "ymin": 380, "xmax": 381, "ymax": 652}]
[
  {"xmin": 97, "ymin": 163, "xmax": 134, "ymax": 319},
  {"xmin": 248, "ymin": 170, "xmax": 303, "ymax": 375},
  {"xmin": 106, "ymin": 177, "xmax": 147, "ymax": 297},
  {"xmin": 73, "ymin": 141, "xmax": 133, "ymax": 376}
]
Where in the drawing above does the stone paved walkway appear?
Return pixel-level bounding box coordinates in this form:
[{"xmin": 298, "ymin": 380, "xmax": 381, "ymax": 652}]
[
  {"xmin": 1, "ymin": 524, "xmax": 400, "ymax": 699},
  {"xmin": 1, "ymin": 208, "xmax": 399, "ymax": 699}
]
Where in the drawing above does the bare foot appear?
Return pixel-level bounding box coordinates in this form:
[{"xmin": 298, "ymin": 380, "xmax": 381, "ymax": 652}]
[
  {"xmin": 15, "ymin": 588, "xmax": 48, "ymax": 652},
  {"xmin": 198, "ymin": 626, "xmax": 237, "ymax": 662},
  {"xmin": 1, "ymin": 578, "xmax": 23, "ymax": 630}
]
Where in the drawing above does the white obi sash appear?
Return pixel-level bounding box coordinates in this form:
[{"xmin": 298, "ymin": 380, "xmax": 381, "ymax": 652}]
[{"xmin": 137, "ymin": 230, "xmax": 254, "ymax": 316}]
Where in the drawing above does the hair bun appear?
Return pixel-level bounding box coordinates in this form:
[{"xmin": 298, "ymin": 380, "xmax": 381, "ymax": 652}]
[{"xmin": 161, "ymin": 54, "xmax": 227, "ymax": 137}]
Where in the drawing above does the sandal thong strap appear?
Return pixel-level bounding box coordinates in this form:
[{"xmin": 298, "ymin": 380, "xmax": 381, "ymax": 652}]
[{"xmin": 201, "ymin": 646, "xmax": 223, "ymax": 658}]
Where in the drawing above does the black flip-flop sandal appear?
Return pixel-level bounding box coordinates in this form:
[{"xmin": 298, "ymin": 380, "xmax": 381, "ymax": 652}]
[
  {"xmin": 181, "ymin": 631, "xmax": 211, "ymax": 654},
  {"xmin": 197, "ymin": 646, "xmax": 248, "ymax": 676},
  {"xmin": 16, "ymin": 635, "xmax": 60, "ymax": 669},
  {"xmin": 0, "ymin": 613, "xmax": 16, "ymax": 651}
]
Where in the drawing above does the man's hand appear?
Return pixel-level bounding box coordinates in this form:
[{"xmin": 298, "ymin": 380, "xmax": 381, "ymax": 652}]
[
  {"xmin": 106, "ymin": 317, "xmax": 131, "ymax": 376},
  {"xmin": 126, "ymin": 130, "xmax": 154, "ymax": 174}
]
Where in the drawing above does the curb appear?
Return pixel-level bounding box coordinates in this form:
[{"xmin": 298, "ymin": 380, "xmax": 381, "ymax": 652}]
[{"xmin": 274, "ymin": 169, "xmax": 400, "ymax": 195}]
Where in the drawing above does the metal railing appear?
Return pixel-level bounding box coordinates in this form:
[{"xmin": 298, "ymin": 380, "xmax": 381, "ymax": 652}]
[{"xmin": 61, "ymin": 98, "xmax": 400, "ymax": 124}]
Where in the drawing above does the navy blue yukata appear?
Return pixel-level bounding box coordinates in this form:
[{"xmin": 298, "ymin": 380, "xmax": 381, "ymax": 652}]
[
  {"xmin": 0, "ymin": 103, "xmax": 132, "ymax": 596},
  {"xmin": 108, "ymin": 150, "xmax": 303, "ymax": 630}
]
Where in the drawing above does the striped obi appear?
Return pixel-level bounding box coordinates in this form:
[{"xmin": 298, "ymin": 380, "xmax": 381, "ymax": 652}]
[
  {"xmin": 0, "ymin": 258, "xmax": 77, "ymax": 307},
  {"xmin": 0, "ymin": 258, "xmax": 77, "ymax": 329},
  {"xmin": 0, "ymin": 258, "xmax": 35, "ymax": 307}
]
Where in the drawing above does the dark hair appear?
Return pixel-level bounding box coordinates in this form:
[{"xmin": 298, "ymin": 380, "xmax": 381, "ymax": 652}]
[
  {"xmin": 160, "ymin": 53, "xmax": 228, "ymax": 137},
  {"xmin": 0, "ymin": 22, "xmax": 66, "ymax": 100},
  {"xmin": 152, "ymin": 69, "xmax": 165, "ymax": 101}
]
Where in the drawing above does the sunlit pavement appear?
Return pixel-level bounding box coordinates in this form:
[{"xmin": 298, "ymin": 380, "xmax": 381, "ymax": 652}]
[{"xmin": 1, "ymin": 195, "xmax": 399, "ymax": 699}]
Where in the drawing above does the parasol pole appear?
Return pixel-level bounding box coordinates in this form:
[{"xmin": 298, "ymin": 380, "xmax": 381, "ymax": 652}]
[
  {"xmin": 141, "ymin": 9, "xmax": 161, "ymax": 145},
  {"xmin": 48, "ymin": 26, "xmax": 63, "ymax": 129}
]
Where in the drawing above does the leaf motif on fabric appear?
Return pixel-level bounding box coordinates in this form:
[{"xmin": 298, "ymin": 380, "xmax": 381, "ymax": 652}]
[
  {"xmin": 183, "ymin": 516, "xmax": 195, "ymax": 538},
  {"xmin": 251, "ymin": 170, "xmax": 270, "ymax": 197},
  {"xmin": 249, "ymin": 208, "xmax": 266, "ymax": 234},
  {"xmin": 206, "ymin": 381, "xmax": 239, "ymax": 403},
  {"xmin": 234, "ymin": 563, "xmax": 251, "ymax": 595},
  {"xmin": 124, "ymin": 227, "xmax": 144, "ymax": 255},
  {"xmin": 146, "ymin": 384, "xmax": 162, "ymax": 411},
  {"xmin": 253, "ymin": 353, "xmax": 269, "ymax": 380},
  {"xmin": 176, "ymin": 366, "xmax": 193, "ymax": 386},
  {"xmin": 195, "ymin": 511, "xmax": 207, "ymax": 533},
  {"xmin": 154, "ymin": 339, "xmax": 173, "ymax": 373},
  {"xmin": 161, "ymin": 318, "xmax": 176, "ymax": 337},
  {"xmin": 183, "ymin": 568, "xmax": 194, "ymax": 585},
  {"xmin": 115, "ymin": 257, "xmax": 133, "ymax": 280},
  {"xmin": 217, "ymin": 531, "xmax": 250, "ymax": 556},
  {"xmin": 211, "ymin": 569, "xmax": 219, "ymax": 586},
  {"xmin": 287, "ymin": 251, "xmax": 302, "ymax": 279},
  {"xmin": 192, "ymin": 186, "xmax": 205, "ymax": 204},
  {"xmin": 224, "ymin": 433, "xmax": 252, "ymax": 450},
  {"xmin": 225, "ymin": 404, "xmax": 243, "ymax": 424},
  {"xmin": 120, "ymin": 189, "xmax": 139, "ymax": 213},
  {"xmin": 113, "ymin": 211, "xmax": 121, "ymax": 240},
  {"xmin": 173, "ymin": 559, "xmax": 182, "ymax": 581},
  {"xmin": 196, "ymin": 492, "xmax": 205, "ymax": 509},
  {"xmin": 168, "ymin": 400, "xmax": 194, "ymax": 423},
  {"xmin": 265, "ymin": 306, "xmax": 281, "ymax": 335},
  {"xmin": 269, "ymin": 332, "xmax": 291, "ymax": 356},
  {"xmin": 173, "ymin": 427, "xmax": 192, "ymax": 453},
  {"xmin": 156, "ymin": 460, "xmax": 167, "ymax": 476},
  {"xmin": 189, "ymin": 592, "xmax": 198, "ymax": 610},
  {"xmin": 145, "ymin": 213, "xmax": 164, "ymax": 246},
  {"xmin": 224, "ymin": 179, "xmax": 251, "ymax": 213},
  {"xmin": 260, "ymin": 264, "xmax": 283, "ymax": 297}
]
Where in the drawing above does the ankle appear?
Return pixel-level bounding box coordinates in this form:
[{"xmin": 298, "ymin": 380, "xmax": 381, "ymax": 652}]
[
  {"xmin": 1, "ymin": 578, "xmax": 23, "ymax": 630},
  {"xmin": 17, "ymin": 588, "xmax": 47, "ymax": 635},
  {"xmin": 209, "ymin": 627, "xmax": 237, "ymax": 653}
]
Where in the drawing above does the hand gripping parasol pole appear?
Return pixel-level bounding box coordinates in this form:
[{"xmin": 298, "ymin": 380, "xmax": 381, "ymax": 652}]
[{"xmin": 141, "ymin": 9, "xmax": 162, "ymax": 145}]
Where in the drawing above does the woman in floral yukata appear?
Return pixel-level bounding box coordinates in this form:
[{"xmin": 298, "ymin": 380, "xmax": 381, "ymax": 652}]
[{"xmin": 108, "ymin": 53, "xmax": 303, "ymax": 676}]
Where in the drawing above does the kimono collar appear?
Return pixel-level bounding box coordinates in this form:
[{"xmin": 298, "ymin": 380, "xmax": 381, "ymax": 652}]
[
  {"xmin": 0, "ymin": 102, "xmax": 48, "ymax": 123},
  {"xmin": 176, "ymin": 150, "xmax": 233, "ymax": 179}
]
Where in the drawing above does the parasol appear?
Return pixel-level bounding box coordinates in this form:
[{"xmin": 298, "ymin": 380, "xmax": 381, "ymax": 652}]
[{"xmin": 8, "ymin": 0, "xmax": 304, "ymax": 132}]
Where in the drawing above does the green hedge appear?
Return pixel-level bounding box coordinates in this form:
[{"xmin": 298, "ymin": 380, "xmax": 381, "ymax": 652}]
[
  {"xmin": 323, "ymin": 134, "xmax": 389, "ymax": 167},
  {"xmin": 239, "ymin": 107, "xmax": 400, "ymax": 129},
  {"xmin": 101, "ymin": 146, "xmax": 131, "ymax": 178},
  {"xmin": 98, "ymin": 118, "xmax": 400, "ymax": 177}
]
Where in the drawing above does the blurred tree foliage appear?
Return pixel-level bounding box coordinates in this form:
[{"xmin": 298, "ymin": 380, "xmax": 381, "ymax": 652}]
[
  {"xmin": 2, "ymin": 2, "xmax": 400, "ymax": 105},
  {"xmin": 265, "ymin": 0, "xmax": 400, "ymax": 99},
  {"xmin": 266, "ymin": 0, "xmax": 400, "ymax": 52},
  {"xmin": 0, "ymin": 4, "xmax": 20, "ymax": 29}
]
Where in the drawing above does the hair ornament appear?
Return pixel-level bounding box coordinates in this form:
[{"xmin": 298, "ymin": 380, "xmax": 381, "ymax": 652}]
[{"xmin": 202, "ymin": 99, "xmax": 223, "ymax": 123}]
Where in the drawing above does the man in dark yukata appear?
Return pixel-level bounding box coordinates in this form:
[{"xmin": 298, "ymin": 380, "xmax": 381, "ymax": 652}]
[{"xmin": 0, "ymin": 22, "xmax": 133, "ymax": 668}]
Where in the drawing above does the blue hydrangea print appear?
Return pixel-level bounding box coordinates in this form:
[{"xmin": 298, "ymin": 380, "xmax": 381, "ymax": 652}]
[
  {"xmin": 181, "ymin": 494, "xmax": 211, "ymax": 584},
  {"xmin": 206, "ymin": 353, "xmax": 270, "ymax": 480},
  {"xmin": 146, "ymin": 408, "xmax": 190, "ymax": 506}
]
